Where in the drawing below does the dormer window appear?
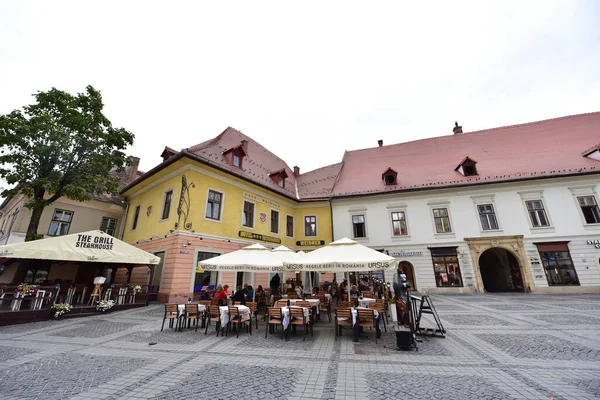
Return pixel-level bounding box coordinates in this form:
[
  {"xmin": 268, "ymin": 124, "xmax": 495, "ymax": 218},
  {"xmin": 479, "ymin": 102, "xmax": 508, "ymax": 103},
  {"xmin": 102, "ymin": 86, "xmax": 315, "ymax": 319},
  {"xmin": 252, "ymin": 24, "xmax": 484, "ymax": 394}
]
[
  {"xmin": 455, "ymin": 157, "xmax": 478, "ymax": 177},
  {"xmin": 269, "ymin": 169, "xmax": 288, "ymax": 188},
  {"xmin": 381, "ymin": 167, "xmax": 398, "ymax": 186},
  {"xmin": 583, "ymin": 145, "xmax": 600, "ymax": 161},
  {"xmin": 223, "ymin": 143, "xmax": 247, "ymax": 169}
]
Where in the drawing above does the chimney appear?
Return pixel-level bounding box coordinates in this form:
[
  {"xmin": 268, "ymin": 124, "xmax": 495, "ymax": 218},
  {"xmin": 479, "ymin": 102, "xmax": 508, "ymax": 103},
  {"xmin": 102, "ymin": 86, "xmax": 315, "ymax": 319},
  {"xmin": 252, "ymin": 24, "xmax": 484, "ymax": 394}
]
[
  {"xmin": 378, "ymin": 140, "xmax": 383, "ymax": 147},
  {"xmin": 453, "ymin": 121, "xmax": 463, "ymax": 134},
  {"xmin": 128, "ymin": 157, "xmax": 140, "ymax": 183},
  {"xmin": 293, "ymin": 166, "xmax": 300, "ymax": 177},
  {"xmin": 240, "ymin": 140, "xmax": 248, "ymax": 154}
]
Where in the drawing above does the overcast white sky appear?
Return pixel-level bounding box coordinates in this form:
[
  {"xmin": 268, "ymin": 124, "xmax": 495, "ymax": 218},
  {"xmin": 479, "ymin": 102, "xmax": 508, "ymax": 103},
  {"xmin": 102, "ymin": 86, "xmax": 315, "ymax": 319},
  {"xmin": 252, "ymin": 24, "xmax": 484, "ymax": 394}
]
[{"xmin": 1, "ymin": 1, "xmax": 599, "ymax": 176}]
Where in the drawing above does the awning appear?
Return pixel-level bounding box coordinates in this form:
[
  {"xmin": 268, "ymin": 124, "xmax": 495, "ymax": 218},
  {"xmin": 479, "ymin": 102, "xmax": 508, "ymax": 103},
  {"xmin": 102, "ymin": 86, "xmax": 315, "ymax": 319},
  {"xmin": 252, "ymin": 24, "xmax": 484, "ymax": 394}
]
[
  {"xmin": 283, "ymin": 237, "xmax": 397, "ymax": 272},
  {"xmin": 0, "ymin": 230, "xmax": 160, "ymax": 265},
  {"xmin": 198, "ymin": 243, "xmax": 303, "ymax": 272}
]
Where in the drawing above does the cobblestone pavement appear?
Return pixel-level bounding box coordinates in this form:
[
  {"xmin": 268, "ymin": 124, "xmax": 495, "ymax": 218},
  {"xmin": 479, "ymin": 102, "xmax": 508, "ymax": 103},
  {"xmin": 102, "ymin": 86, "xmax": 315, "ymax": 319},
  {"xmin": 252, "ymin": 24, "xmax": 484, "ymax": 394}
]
[{"xmin": 1, "ymin": 293, "xmax": 599, "ymax": 399}]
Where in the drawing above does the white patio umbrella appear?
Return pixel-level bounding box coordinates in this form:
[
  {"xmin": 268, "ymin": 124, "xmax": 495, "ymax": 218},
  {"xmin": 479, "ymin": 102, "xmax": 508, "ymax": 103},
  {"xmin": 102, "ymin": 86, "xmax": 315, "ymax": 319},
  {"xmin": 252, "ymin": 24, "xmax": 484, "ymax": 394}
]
[
  {"xmin": 282, "ymin": 237, "xmax": 398, "ymax": 300},
  {"xmin": 198, "ymin": 243, "xmax": 286, "ymax": 272}
]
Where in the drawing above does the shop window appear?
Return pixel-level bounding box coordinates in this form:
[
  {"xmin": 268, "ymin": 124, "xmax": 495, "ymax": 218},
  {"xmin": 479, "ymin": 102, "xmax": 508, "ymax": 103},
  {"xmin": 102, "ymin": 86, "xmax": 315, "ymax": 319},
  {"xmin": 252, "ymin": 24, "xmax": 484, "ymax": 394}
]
[
  {"xmin": 271, "ymin": 210, "xmax": 279, "ymax": 234},
  {"xmin": 242, "ymin": 201, "xmax": 255, "ymax": 228},
  {"xmin": 430, "ymin": 247, "xmax": 463, "ymax": 287},
  {"xmin": 477, "ymin": 204, "xmax": 499, "ymax": 230},
  {"xmin": 526, "ymin": 200, "xmax": 549, "ymax": 227},
  {"xmin": 205, "ymin": 190, "xmax": 223, "ymax": 220},
  {"xmin": 577, "ymin": 196, "xmax": 600, "ymax": 224},
  {"xmin": 23, "ymin": 266, "xmax": 50, "ymax": 284},
  {"xmin": 100, "ymin": 217, "xmax": 118, "ymax": 236},
  {"xmin": 352, "ymin": 215, "xmax": 366, "ymax": 238},
  {"xmin": 195, "ymin": 251, "xmax": 220, "ymax": 292},
  {"xmin": 535, "ymin": 242, "xmax": 580, "ymax": 286},
  {"xmin": 432, "ymin": 208, "xmax": 452, "ymax": 233},
  {"xmin": 391, "ymin": 211, "xmax": 408, "ymax": 236},
  {"xmin": 286, "ymin": 215, "xmax": 294, "ymax": 237},
  {"xmin": 48, "ymin": 209, "xmax": 73, "ymax": 236},
  {"xmin": 132, "ymin": 205, "xmax": 141, "ymax": 230},
  {"xmin": 162, "ymin": 190, "xmax": 173, "ymax": 220},
  {"xmin": 304, "ymin": 215, "xmax": 317, "ymax": 236}
]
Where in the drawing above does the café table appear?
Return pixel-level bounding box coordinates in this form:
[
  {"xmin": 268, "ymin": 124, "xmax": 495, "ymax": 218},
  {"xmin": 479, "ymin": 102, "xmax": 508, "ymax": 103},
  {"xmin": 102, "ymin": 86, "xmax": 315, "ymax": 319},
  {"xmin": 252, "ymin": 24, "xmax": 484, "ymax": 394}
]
[
  {"xmin": 350, "ymin": 307, "xmax": 380, "ymax": 342},
  {"xmin": 358, "ymin": 297, "xmax": 377, "ymax": 308},
  {"xmin": 219, "ymin": 305, "xmax": 251, "ymax": 327}
]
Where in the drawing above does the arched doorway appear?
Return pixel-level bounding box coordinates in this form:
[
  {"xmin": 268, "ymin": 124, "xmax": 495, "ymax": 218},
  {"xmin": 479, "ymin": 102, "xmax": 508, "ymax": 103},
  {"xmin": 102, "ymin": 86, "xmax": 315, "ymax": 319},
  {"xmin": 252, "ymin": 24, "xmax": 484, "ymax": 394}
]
[
  {"xmin": 399, "ymin": 261, "xmax": 417, "ymax": 291},
  {"xmin": 479, "ymin": 248, "xmax": 524, "ymax": 292}
]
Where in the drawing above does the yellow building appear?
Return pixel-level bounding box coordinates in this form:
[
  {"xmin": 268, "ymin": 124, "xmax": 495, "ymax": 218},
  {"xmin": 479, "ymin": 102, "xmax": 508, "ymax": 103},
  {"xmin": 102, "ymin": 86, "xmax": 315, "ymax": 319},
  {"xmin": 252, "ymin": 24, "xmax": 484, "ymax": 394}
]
[{"xmin": 120, "ymin": 128, "xmax": 340, "ymax": 303}]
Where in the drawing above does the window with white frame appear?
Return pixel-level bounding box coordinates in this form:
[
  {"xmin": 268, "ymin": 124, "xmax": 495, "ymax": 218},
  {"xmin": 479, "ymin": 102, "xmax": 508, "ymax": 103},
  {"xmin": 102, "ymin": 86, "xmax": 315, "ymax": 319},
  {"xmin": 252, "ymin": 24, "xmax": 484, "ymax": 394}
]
[
  {"xmin": 100, "ymin": 217, "xmax": 118, "ymax": 236},
  {"xmin": 578, "ymin": 196, "xmax": 600, "ymax": 224},
  {"xmin": 526, "ymin": 200, "xmax": 549, "ymax": 227},
  {"xmin": 432, "ymin": 208, "xmax": 452, "ymax": 233},
  {"xmin": 132, "ymin": 205, "xmax": 140, "ymax": 230},
  {"xmin": 233, "ymin": 154, "xmax": 241, "ymax": 167},
  {"xmin": 48, "ymin": 209, "xmax": 73, "ymax": 236},
  {"xmin": 271, "ymin": 210, "xmax": 279, "ymax": 234},
  {"xmin": 477, "ymin": 204, "xmax": 499, "ymax": 230},
  {"xmin": 352, "ymin": 215, "xmax": 366, "ymax": 238},
  {"xmin": 304, "ymin": 215, "xmax": 317, "ymax": 236},
  {"xmin": 391, "ymin": 211, "xmax": 408, "ymax": 236},
  {"xmin": 205, "ymin": 190, "xmax": 223, "ymax": 220},
  {"xmin": 242, "ymin": 201, "xmax": 255, "ymax": 228},
  {"xmin": 286, "ymin": 215, "xmax": 294, "ymax": 237}
]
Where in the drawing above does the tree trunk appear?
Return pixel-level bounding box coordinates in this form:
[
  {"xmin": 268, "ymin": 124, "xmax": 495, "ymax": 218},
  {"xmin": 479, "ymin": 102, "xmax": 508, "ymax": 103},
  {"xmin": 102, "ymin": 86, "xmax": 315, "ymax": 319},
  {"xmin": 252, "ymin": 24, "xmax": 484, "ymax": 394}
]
[{"xmin": 26, "ymin": 205, "xmax": 45, "ymax": 241}]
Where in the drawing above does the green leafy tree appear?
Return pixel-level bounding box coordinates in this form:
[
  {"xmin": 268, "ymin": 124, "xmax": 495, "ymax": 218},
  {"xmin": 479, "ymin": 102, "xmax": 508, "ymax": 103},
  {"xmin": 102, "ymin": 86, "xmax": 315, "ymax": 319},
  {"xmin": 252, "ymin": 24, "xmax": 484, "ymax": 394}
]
[{"xmin": 0, "ymin": 86, "xmax": 135, "ymax": 241}]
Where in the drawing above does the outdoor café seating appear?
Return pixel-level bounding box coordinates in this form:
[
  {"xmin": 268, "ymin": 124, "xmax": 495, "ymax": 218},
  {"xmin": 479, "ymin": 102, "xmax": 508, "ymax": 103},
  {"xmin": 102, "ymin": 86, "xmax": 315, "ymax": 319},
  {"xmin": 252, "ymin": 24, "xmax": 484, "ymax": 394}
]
[{"xmin": 161, "ymin": 303, "xmax": 180, "ymax": 331}]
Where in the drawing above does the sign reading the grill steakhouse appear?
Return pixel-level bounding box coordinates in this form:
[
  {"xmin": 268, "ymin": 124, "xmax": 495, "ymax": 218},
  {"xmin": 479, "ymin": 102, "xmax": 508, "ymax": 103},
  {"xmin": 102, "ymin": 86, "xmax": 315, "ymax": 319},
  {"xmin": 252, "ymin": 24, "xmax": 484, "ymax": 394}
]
[{"xmin": 75, "ymin": 234, "xmax": 114, "ymax": 250}]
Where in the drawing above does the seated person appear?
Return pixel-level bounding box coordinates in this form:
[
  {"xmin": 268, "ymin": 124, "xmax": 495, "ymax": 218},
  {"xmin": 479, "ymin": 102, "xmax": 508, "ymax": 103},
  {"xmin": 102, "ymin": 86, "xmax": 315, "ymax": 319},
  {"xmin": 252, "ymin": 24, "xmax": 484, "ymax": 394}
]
[
  {"xmin": 200, "ymin": 289, "xmax": 212, "ymax": 300},
  {"xmin": 350, "ymin": 285, "xmax": 360, "ymax": 297},
  {"xmin": 231, "ymin": 285, "xmax": 247, "ymax": 305},
  {"xmin": 245, "ymin": 285, "xmax": 254, "ymax": 302},
  {"xmin": 213, "ymin": 285, "xmax": 228, "ymax": 302}
]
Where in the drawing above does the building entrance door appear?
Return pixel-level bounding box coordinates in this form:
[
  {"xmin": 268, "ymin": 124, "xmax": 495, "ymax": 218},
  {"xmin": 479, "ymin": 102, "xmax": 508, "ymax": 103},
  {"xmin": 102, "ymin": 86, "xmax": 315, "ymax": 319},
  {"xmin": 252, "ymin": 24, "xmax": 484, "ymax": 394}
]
[
  {"xmin": 399, "ymin": 261, "xmax": 416, "ymax": 291},
  {"xmin": 479, "ymin": 248, "xmax": 524, "ymax": 292}
]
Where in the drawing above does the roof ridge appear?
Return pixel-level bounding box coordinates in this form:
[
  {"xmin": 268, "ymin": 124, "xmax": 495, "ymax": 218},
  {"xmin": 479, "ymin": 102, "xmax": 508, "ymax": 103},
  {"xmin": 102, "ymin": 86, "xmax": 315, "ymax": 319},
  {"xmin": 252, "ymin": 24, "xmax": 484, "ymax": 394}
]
[
  {"xmin": 299, "ymin": 161, "xmax": 344, "ymax": 176},
  {"xmin": 346, "ymin": 111, "xmax": 600, "ymax": 155}
]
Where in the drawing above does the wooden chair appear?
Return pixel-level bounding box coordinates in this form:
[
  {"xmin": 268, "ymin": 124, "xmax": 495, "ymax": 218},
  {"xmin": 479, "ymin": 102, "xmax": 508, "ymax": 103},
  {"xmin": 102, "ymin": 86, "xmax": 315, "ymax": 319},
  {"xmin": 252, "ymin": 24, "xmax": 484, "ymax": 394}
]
[
  {"xmin": 276, "ymin": 299, "xmax": 289, "ymax": 307},
  {"xmin": 266, "ymin": 307, "xmax": 284, "ymax": 339},
  {"xmin": 335, "ymin": 308, "xmax": 353, "ymax": 340},
  {"xmin": 290, "ymin": 307, "xmax": 312, "ymax": 341},
  {"xmin": 182, "ymin": 303, "xmax": 203, "ymax": 332},
  {"xmin": 357, "ymin": 308, "xmax": 378, "ymax": 344},
  {"xmin": 199, "ymin": 300, "xmax": 211, "ymax": 308},
  {"xmin": 287, "ymin": 292, "xmax": 298, "ymax": 299},
  {"xmin": 375, "ymin": 299, "xmax": 388, "ymax": 325},
  {"xmin": 296, "ymin": 300, "xmax": 313, "ymax": 322},
  {"xmin": 227, "ymin": 306, "xmax": 251, "ymax": 338},
  {"xmin": 211, "ymin": 298, "xmax": 223, "ymax": 306},
  {"xmin": 246, "ymin": 301, "xmax": 259, "ymax": 329},
  {"xmin": 161, "ymin": 304, "xmax": 180, "ymax": 331},
  {"xmin": 368, "ymin": 302, "xmax": 386, "ymax": 332},
  {"xmin": 361, "ymin": 291, "xmax": 374, "ymax": 298},
  {"xmin": 204, "ymin": 305, "xmax": 223, "ymax": 336},
  {"xmin": 338, "ymin": 301, "xmax": 353, "ymax": 309},
  {"xmin": 318, "ymin": 295, "xmax": 332, "ymax": 322}
]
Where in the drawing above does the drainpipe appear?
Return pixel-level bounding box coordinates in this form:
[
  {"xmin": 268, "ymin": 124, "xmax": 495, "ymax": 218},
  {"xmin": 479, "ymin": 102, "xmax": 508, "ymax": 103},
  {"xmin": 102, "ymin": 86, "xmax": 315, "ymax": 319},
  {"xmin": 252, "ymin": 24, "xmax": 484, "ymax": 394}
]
[
  {"xmin": 328, "ymin": 197, "xmax": 334, "ymax": 242},
  {"xmin": 117, "ymin": 203, "xmax": 129, "ymax": 240}
]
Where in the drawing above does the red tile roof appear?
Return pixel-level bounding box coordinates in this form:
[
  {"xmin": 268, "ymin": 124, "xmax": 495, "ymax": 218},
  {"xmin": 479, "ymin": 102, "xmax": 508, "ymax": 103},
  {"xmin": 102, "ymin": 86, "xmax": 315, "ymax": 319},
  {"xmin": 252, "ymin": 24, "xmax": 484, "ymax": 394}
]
[
  {"xmin": 186, "ymin": 127, "xmax": 299, "ymax": 199},
  {"xmin": 296, "ymin": 162, "xmax": 344, "ymax": 199},
  {"xmin": 330, "ymin": 112, "xmax": 600, "ymax": 197}
]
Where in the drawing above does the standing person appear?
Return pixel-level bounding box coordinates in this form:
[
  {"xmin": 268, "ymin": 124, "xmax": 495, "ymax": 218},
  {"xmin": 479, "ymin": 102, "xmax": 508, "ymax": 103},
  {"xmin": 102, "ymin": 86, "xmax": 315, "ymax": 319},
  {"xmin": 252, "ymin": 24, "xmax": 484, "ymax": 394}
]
[
  {"xmin": 232, "ymin": 285, "xmax": 247, "ymax": 305},
  {"xmin": 246, "ymin": 285, "xmax": 255, "ymax": 302},
  {"xmin": 393, "ymin": 267, "xmax": 409, "ymax": 300},
  {"xmin": 270, "ymin": 273, "xmax": 280, "ymax": 295}
]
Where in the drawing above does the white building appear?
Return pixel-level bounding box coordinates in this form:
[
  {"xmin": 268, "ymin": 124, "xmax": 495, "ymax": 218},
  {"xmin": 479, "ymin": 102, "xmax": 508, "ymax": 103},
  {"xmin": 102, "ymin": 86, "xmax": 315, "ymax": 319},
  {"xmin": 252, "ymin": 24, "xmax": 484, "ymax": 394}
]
[{"xmin": 327, "ymin": 113, "xmax": 600, "ymax": 294}]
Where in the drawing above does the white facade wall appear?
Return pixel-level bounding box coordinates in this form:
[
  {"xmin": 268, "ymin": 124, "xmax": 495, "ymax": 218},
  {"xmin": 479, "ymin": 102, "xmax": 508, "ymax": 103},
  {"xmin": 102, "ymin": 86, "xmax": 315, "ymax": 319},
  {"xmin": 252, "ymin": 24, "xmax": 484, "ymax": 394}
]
[{"xmin": 331, "ymin": 175, "xmax": 600, "ymax": 294}]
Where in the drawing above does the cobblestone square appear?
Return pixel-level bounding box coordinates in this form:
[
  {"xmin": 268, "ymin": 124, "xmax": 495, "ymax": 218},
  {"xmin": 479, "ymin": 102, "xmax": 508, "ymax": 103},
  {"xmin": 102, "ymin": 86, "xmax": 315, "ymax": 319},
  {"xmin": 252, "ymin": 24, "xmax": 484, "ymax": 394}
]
[{"xmin": 0, "ymin": 293, "xmax": 599, "ymax": 399}]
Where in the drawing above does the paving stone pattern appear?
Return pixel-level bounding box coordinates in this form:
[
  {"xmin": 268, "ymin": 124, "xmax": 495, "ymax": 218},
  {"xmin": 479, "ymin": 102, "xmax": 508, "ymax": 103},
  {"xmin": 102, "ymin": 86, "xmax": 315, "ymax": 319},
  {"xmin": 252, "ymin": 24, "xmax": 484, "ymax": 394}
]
[
  {"xmin": 366, "ymin": 372, "xmax": 515, "ymax": 400},
  {"xmin": 0, "ymin": 294, "xmax": 599, "ymax": 399},
  {"xmin": 476, "ymin": 333, "xmax": 600, "ymax": 361},
  {"xmin": 50, "ymin": 320, "xmax": 139, "ymax": 338},
  {"xmin": 148, "ymin": 363, "xmax": 299, "ymax": 400},
  {"xmin": 0, "ymin": 353, "xmax": 151, "ymax": 399}
]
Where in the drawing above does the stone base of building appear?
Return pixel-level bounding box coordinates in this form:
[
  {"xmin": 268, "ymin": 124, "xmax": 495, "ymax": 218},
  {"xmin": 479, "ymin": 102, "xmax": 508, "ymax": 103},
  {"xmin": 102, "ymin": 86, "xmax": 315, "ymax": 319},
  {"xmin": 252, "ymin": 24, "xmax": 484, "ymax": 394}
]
[{"xmin": 531, "ymin": 286, "xmax": 600, "ymax": 294}]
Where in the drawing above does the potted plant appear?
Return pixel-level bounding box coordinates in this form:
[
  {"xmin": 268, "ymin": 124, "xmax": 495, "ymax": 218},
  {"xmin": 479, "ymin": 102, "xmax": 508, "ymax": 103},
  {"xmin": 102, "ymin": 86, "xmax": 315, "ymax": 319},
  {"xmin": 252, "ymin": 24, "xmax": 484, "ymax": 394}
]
[
  {"xmin": 53, "ymin": 303, "xmax": 72, "ymax": 319},
  {"xmin": 96, "ymin": 299, "xmax": 115, "ymax": 312}
]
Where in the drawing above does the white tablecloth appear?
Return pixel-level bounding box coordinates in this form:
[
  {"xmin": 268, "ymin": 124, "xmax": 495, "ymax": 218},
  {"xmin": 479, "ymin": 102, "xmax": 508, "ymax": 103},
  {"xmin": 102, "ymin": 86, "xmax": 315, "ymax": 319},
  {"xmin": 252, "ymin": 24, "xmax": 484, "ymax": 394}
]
[
  {"xmin": 219, "ymin": 305, "xmax": 251, "ymax": 327},
  {"xmin": 358, "ymin": 298, "xmax": 377, "ymax": 308},
  {"xmin": 350, "ymin": 307, "xmax": 379, "ymax": 326},
  {"xmin": 177, "ymin": 303, "xmax": 206, "ymax": 317},
  {"xmin": 288, "ymin": 298, "xmax": 320, "ymax": 314},
  {"xmin": 281, "ymin": 306, "xmax": 310, "ymax": 330}
]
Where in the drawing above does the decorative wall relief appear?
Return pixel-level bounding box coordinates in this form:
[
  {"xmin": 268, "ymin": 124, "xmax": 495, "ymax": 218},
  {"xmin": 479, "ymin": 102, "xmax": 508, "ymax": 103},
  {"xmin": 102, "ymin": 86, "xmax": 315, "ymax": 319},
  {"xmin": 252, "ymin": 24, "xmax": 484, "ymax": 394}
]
[{"xmin": 175, "ymin": 174, "xmax": 195, "ymax": 230}]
